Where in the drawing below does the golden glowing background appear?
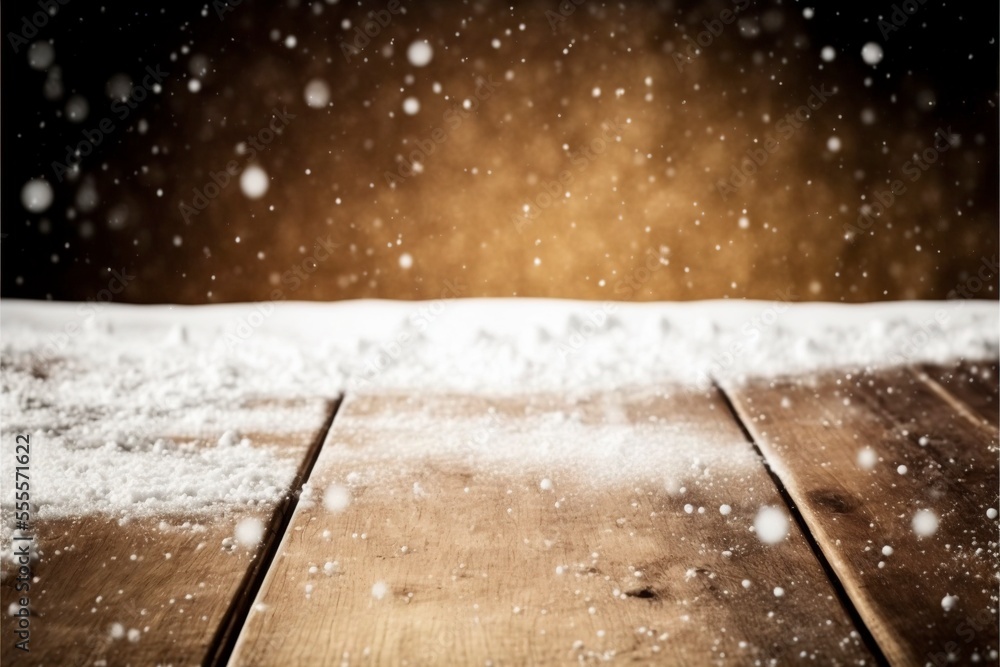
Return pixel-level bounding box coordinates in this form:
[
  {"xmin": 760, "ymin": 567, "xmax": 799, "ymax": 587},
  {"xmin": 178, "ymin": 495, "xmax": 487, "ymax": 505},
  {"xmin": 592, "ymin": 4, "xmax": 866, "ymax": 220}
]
[{"xmin": 6, "ymin": 0, "xmax": 997, "ymax": 303}]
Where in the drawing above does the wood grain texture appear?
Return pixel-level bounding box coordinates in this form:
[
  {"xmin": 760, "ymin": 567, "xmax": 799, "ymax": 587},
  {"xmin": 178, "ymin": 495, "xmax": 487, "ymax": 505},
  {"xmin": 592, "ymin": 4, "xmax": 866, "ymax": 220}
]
[
  {"xmin": 231, "ymin": 389, "xmax": 874, "ymax": 666},
  {"xmin": 0, "ymin": 398, "xmax": 334, "ymax": 667},
  {"xmin": 724, "ymin": 368, "xmax": 1000, "ymax": 666},
  {"xmin": 921, "ymin": 360, "xmax": 999, "ymax": 429}
]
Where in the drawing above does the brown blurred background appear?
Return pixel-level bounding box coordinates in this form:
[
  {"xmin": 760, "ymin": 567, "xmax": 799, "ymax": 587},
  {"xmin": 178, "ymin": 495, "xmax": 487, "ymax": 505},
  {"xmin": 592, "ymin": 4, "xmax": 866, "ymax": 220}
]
[{"xmin": 3, "ymin": 0, "xmax": 998, "ymax": 303}]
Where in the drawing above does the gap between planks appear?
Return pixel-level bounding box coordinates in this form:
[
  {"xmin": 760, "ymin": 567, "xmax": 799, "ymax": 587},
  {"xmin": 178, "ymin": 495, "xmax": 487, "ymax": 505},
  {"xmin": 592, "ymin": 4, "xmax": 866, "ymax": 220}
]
[
  {"xmin": 711, "ymin": 380, "xmax": 891, "ymax": 667},
  {"xmin": 206, "ymin": 397, "xmax": 343, "ymax": 667},
  {"xmin": 229, "ymin": 389, "xmax": 879, "ymax": 665},
  {"xmin": 912, "ymin": 365, "xmax": 1000, "ymax": 435},
  {"xmin": 219, "ymin": 369, "xmax": 994, "ymax": 665},
  {"xmin": 717, "ymin": 364, "xmax": 999, "ymax": 665}
]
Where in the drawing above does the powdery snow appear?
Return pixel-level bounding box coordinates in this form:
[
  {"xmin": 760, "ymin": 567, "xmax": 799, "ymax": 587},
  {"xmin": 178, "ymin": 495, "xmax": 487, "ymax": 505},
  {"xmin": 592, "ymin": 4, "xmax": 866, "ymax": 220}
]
[
  {"xmin": 3, "ymin": 298, "xmax": 995, "ymax": 394},
  {"xmin": 316, "ymin": 388, "xmax": 764, "ymax": 492},
  {"xmin": 0, "ymin": 298, "xmax": 996, "ymax": 526}
]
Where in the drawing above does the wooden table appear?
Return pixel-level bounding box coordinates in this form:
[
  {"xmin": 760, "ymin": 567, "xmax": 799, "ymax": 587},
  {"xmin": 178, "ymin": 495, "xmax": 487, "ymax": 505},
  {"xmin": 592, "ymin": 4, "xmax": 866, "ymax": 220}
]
[{"xmin": 3, "ymin": 361, "xmax": 997, "ymax": 666}]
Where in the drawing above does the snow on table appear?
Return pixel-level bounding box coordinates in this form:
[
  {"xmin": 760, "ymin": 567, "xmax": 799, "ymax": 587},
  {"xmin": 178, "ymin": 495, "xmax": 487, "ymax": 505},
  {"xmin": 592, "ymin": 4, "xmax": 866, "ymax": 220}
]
[
  {"xmin": 231, "ymin": 389, "xmax": 875, "ymax": 666},
  {"xmin": 1, "ymin": 327, "xmax": 336, "ymax": 667},
  {"xmin": 0, "ymin": 298, "xmax": 997, "ymax": 665},
  {"xmin": 2, "ymin": 298, "xmax": 992, "ymax": 522},
  {"xmin": 724, "ymin": 365, "xmax": 999, "ymax": 666}
]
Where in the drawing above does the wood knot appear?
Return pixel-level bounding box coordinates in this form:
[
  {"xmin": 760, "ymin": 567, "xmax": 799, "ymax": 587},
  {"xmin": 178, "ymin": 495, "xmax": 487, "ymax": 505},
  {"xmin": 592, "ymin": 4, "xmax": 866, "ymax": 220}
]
[
  {"xmin": 807, "ymin": 488, "xmax": 858, "ymax": 514},
  {"xmin": 624, "ymin": 587, "xmax": 659, "ymax": 600}
]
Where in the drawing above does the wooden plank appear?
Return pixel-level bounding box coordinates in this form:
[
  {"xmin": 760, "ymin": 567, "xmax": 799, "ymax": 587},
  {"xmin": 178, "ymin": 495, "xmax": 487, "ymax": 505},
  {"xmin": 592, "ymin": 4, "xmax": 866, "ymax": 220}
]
[
  {"xmin": 1, "ymin": 398, "xmax": 335, "ymax": 667},
  {"xmin": 724, "ymin": 368, "xmax": 1000, "ymax": 666},
  {"xmin": 231, "ymin": 389, "xmax": 874, "ymax": 666},
  {"xmin": 920, "ymin": 360, "xmax": 999, "ymax": 429}
]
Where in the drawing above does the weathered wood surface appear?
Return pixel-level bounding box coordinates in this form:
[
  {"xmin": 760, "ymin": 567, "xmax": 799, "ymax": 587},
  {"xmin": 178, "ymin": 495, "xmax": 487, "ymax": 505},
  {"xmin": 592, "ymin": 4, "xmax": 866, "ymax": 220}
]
[
  {"xmin": 724, "ymin": 368, "xmax": 999, "ymax": 666},
  {"xmin": 0, "ymin": 398, "xmax": 335, "ymax": 667},
  {"xmin": 921, "ymin": 360, "xmax": 999, "ymax": 429},
  {"xmin": 231, "ymin": 389, "xmax": 874, "ymax": 666}
]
